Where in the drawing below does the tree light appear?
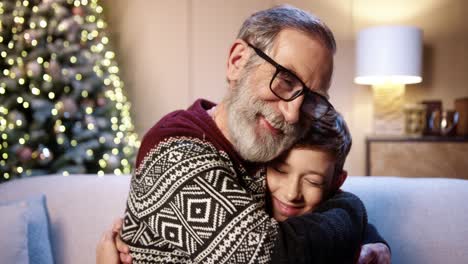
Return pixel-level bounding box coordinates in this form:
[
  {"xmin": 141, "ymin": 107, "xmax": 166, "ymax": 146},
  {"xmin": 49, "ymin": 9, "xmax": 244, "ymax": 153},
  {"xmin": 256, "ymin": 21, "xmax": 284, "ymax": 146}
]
[{"xmin": 39, "ymin": 20, "xmax": 47, "ymax": 28}]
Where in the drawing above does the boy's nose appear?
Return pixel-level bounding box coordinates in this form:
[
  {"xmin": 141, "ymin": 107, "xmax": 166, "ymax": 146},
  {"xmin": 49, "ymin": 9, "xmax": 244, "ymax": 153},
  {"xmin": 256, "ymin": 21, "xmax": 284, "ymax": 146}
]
[{"xmin": 285, "ymin": 180, "xmax": 302, "ymax": 202}]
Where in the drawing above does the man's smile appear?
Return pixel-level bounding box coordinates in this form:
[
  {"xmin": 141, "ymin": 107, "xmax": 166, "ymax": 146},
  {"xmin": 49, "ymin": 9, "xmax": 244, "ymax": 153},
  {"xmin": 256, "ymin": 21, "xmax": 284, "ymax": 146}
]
[{"xmin": 258, "ymin": 115, "xmax": 282, "ymax": 136}]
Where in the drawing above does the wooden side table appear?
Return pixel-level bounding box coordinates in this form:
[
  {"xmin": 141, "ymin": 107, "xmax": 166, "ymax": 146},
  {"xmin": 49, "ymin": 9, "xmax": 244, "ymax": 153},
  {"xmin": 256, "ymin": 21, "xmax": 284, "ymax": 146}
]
[{"xmin": 366, "ymin": 136, "xmax": 468, "ymax": 179}]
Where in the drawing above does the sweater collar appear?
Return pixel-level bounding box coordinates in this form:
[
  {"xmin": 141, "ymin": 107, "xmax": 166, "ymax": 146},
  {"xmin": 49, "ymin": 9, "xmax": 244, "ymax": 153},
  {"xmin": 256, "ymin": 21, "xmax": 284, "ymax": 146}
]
[{"xmin": 189, "ymin": 99, "xmax": 261, "ymax": 175}]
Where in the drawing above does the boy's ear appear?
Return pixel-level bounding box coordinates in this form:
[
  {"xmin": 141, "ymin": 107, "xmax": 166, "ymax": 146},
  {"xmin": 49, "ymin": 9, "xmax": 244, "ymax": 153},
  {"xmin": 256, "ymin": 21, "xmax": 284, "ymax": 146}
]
[
  {"xmin": 226, "ymin": 39, "xmax": 250, "ymax": 83},
  {"xmin": 334, "ymin": 170, "xmax": 348, "ymax": 190}
]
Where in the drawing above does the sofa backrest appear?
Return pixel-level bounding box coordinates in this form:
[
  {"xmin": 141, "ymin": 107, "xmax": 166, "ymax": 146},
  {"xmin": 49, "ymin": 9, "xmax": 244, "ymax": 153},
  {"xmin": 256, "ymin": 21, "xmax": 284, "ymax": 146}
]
[
  {"xmin": 0, "ymin": 175, "xmax": 131, "ymax": 264},
  {"xmin": 1, "ymin": 175, "xmax": 467, "ymax": 264},
  {"xmin": 342, "ymin": 176, "xmax": 468, "ymax": 264}
]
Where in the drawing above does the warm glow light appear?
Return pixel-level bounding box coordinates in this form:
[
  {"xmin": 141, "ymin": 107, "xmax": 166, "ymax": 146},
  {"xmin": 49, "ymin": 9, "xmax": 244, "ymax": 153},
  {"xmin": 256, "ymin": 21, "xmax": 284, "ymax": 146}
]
[
  {"xmin": 352, "ymin": 0, "xmax": 450, "ymax": 27},
  {"xmin": 1, "ymin": 0, "xmax": 140, "ymax": 179},
  {"xmin": 39, "ymin": 20, "xmax": 47, "ymax": 28},
  {"xmin": 354, "ymin": 75, "xmax": 422, "ymax": 85},
  {"xmin": 355, "ymin": 26, "xmax": 422, "ymax": 86},
  {"xmin": 31, "ymin": 87, "xmax": 40, "ymax": 95}
]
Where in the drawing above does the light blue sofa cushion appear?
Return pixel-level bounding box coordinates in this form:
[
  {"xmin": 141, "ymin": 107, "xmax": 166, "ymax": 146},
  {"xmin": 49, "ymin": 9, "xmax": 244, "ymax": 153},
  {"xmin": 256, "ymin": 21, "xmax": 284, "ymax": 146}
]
[
  {"xmin": 0, "ymin": 195, "xmax": 54, "ymax": 264},
  {"xmin": 0, "ymin": 202, "xmax": 29, "ymax": 264},
  {"xmin": 343, "ymin": 177, "xmax": 468, "ymax": 264}
]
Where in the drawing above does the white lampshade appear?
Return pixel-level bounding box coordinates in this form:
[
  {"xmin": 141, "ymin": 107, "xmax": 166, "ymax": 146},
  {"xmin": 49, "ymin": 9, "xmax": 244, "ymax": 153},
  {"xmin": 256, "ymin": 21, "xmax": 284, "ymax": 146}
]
[{"xmin": 355, "ymin": 26, "xmax": 423, "ymax": 85}]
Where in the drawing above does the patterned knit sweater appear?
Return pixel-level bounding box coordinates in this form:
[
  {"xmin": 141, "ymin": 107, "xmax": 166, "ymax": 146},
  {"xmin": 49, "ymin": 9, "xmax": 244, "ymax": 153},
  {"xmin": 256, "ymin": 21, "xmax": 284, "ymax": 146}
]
[{"xmin": 121, "ymin": 99, "xmax": 371, "ymax": 264}]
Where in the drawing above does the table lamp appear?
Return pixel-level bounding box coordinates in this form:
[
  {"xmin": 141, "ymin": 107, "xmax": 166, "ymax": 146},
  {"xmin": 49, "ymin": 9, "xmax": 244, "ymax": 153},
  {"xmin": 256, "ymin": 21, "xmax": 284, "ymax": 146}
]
[{"xmin": 355, "ymin": 26, "xmax": 423, "ymax": 135}]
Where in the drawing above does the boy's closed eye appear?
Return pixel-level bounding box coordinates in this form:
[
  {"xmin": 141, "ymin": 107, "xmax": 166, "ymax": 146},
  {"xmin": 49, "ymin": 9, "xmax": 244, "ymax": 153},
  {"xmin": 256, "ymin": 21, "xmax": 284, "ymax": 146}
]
[
  {"xmin": 272, "ymin": 163, "xmax": 289, "ymax": 174},
  {"xmin": 304, "ymin": 177, "xmax": 325, "ymax": 188}
]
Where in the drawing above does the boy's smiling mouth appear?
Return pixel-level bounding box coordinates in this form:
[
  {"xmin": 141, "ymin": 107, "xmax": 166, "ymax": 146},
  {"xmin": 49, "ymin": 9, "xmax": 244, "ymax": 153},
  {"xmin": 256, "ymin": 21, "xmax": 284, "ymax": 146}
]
[{"xmin": 271, "ymin": 196, "xmax": 303, "ymax": 219}]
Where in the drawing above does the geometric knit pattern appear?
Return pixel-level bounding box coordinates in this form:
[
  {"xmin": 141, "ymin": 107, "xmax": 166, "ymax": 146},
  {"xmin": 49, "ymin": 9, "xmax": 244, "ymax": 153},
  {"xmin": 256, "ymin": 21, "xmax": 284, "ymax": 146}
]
[{"xmin": 121, "ymin": 136, "xmax": 278, "ymax": 263}]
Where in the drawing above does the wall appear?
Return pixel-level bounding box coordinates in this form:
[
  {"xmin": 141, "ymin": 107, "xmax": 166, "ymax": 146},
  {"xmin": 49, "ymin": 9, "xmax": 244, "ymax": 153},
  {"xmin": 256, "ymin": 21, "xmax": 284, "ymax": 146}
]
[{"xmin": 102, "ymin": 0, "xmax": 468, "ymax": 175}]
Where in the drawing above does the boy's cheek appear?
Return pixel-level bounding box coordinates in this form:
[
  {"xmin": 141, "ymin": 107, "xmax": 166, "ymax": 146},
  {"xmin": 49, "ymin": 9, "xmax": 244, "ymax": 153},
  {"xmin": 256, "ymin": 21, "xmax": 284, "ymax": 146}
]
[{"xmin": 265, "ymin": 172, "xmax": 281, "ymax": 193}]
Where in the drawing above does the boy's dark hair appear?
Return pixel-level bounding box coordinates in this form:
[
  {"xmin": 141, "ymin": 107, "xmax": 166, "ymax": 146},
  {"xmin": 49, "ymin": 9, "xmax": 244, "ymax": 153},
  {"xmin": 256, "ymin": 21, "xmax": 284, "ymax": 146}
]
[{"xmin": 295, "ymin": 109, "xmax": 352, "ymax": 191}]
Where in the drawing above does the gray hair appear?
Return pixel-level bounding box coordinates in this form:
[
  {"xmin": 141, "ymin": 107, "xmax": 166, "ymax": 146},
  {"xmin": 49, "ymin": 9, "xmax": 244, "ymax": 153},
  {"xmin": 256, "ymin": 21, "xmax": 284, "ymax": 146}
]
[
  {"xmin": 238, "ymin": 4, "xmax": 336, "ymax": 52},
  {"xmin": 237, "ymin": 4, "xmax": 336, "ymax": 89}
]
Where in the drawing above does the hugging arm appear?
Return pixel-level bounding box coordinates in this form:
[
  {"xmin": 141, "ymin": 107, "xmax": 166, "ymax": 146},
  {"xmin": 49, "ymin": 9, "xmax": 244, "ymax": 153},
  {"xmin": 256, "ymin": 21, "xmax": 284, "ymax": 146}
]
[
  {"xmin": 272, "ymin": 191, "xmax": 368, "ymax": 264},
  {"xmin": 359, "ymin": 224, "xmax": 391, "ymax": 264}
]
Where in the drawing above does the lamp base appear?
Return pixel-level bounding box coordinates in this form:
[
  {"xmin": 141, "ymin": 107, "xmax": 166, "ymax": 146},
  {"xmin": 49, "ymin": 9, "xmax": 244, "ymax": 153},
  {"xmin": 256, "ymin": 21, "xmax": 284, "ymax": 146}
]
[{"xmin": 372, "ymin": 83, "xmax": 405, "ymax": 135}]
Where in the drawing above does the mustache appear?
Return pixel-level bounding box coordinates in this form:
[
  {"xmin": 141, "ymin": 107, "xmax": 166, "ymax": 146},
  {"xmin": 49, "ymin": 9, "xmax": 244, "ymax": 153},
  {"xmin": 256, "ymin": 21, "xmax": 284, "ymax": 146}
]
[{"xmin": 254, "ymin": 100, "xmax": 298, "ymax": 136}]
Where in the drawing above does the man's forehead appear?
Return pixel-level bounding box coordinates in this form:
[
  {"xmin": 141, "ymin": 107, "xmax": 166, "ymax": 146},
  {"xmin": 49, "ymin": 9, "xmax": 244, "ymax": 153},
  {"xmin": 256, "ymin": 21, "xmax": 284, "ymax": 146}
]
[{"xmin": 271, "ymin": 29, "xmax": 333, "ymax": 95}]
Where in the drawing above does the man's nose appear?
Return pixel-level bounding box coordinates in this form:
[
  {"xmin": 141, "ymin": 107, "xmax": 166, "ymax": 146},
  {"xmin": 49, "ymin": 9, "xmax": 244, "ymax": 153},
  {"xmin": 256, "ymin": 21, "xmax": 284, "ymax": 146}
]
[{"xmin": 278, "ymin": 96, "xmax": 304, "ymax": 125}]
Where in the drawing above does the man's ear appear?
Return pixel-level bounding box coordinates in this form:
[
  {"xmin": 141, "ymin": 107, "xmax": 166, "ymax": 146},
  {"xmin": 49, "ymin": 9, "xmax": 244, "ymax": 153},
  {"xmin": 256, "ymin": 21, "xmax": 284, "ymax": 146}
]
[
  {"xmin": 335, "ymin": 170, "xmax": 348, "ymax": 190},
  {"xmin": 226, "ymin": 39, "xmax": 250, "ymax": 83}
]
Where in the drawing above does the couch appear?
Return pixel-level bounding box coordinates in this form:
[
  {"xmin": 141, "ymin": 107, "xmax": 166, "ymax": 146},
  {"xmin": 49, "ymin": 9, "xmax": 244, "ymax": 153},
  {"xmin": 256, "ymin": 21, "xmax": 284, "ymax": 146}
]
[{"xmin": 0, "ymin": 175, "xmax": 467, "ymax": 264}]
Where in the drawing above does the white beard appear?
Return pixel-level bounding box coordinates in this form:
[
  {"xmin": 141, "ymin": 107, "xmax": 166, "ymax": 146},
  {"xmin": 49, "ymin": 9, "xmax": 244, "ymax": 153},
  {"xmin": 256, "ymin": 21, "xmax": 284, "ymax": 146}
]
[{"xmin": 224, "ymin": 74, "xmax": 309, "ymax": 162}]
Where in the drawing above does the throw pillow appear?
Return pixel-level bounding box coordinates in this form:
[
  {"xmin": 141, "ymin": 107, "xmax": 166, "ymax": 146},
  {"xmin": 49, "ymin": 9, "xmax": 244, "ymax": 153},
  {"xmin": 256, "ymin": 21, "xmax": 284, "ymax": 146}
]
[{"xmin": 0, "ymin": 195, "xmax": 54, "ymax": 264}]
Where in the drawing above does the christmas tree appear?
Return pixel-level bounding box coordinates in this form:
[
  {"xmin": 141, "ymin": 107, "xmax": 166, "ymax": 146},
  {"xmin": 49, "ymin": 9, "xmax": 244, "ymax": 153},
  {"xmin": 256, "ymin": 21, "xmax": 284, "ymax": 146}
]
[{"xmin": 0, "ymin": 0, "xmax": 140, "ymax": 182}]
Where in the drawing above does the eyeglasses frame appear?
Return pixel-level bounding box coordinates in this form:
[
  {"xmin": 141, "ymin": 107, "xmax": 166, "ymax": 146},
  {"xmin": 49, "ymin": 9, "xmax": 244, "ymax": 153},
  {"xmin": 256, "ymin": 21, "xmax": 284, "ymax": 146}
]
[{"xmin": 245, "ymin": 41, "xmax": 334, "ymax": 119}]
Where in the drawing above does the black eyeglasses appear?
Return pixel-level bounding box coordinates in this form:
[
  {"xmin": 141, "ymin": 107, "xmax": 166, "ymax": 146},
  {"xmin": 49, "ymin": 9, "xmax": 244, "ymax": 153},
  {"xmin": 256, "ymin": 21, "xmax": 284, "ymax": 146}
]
[{"xmin": 246, "ymin": 42, "xmax": 333, "ymax": 120}]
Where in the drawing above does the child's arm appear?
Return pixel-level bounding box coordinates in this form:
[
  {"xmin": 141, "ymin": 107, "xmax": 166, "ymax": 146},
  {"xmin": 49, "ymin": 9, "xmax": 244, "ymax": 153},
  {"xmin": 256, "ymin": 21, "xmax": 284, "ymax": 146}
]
[
  {"xmin": 358, "ymin": 242, "xmax": 391, "ymax": 264},
  {"xmin": 358, "ymin": 224, "xmax": 391, "ymax": 263},
  {"xmin": 271, "ymin": 190, "xmax": 367, "ymax": 264},
  {"xmin": 363, "ymin": 223, "xmax": 389, "ymax": 247}
]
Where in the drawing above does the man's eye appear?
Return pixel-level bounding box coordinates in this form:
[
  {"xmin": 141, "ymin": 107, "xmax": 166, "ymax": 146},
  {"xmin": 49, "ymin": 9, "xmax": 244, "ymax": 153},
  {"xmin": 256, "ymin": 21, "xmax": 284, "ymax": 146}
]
[{"xmin": 278, "ymin": 72, "xmax": 295, "ymax": 84}]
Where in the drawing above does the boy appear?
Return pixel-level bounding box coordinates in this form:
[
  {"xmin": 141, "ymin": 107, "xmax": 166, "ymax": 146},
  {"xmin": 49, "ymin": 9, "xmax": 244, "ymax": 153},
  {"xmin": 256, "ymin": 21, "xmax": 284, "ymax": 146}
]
[{"xmin": 265, "ymin": 108, "xmax": 351, "ymax": 223}]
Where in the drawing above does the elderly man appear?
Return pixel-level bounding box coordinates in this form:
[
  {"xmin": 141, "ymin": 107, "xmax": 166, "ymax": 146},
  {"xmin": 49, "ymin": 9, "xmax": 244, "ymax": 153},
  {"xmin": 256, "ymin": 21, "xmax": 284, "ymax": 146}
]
[{"xmin": 97, "ymin": 5, "xmax": 390, "ymax": 264}]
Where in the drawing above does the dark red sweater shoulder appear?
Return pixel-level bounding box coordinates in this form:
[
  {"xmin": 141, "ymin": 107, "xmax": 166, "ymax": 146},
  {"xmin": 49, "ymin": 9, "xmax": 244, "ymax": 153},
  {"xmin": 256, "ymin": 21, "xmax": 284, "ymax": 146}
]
[{"xmin": 135, "ymin": 99, "xmax": 242, "ymax": 168}]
